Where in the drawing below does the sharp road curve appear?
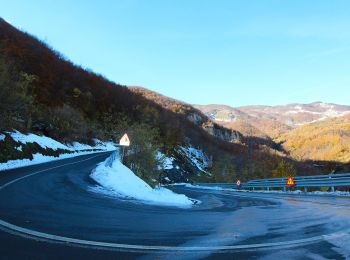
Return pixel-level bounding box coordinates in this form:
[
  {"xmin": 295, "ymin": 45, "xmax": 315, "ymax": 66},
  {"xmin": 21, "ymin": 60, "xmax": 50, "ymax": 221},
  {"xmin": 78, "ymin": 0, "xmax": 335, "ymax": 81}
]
[{"xmin": 0, "ymin": 152, "xmax": 349, "ymax": 259}]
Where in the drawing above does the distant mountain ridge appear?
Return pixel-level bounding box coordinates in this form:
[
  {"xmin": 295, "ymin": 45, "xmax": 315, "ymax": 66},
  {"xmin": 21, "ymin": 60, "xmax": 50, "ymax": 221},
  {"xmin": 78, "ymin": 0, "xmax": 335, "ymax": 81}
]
[
  {"xmin": 1, "ymin": 16, "xmax": 348, "ymax": 182},
  {"xmin": 194, "ymin": 102, "xmax": 350, "ymax": 138},
  {"xmin": 195, "ymin": 102, "xmax": 350, "ymax": 164},
  {"xmin": 276, "ymin": 114, "xmax": 350, "ymax": 163}
]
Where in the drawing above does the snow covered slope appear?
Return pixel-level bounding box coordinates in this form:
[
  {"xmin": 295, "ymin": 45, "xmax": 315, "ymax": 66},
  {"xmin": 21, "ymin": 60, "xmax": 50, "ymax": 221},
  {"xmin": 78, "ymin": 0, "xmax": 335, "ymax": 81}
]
[
  {"xmin": 179, "ymin": 146, "xmax": 211, "ymax": 173},
  {"xmin": 159, "ymin": 146, "xmax": 210, "ymax": 173},
  {"xmin": 91, "ymin": 152, "xmax": 198, "ymax": 207},
  {"xmin": 0, "ymin": 130, "xmax": 116, "ymax": 171},
  {"xmin": 157, "ymin": 146, "xmax": 212, "ymax": 184},
  {"xmin": 8, "ymin": 130, "xmax": 116, "ymax": 152}
]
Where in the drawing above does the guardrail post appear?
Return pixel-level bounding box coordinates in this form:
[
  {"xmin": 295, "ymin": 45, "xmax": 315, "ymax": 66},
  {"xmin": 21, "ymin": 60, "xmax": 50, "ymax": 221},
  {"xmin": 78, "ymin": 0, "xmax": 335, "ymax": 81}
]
[{"xmin": 329, "ymin": 174, "xmax": 335, "ymax": 192}]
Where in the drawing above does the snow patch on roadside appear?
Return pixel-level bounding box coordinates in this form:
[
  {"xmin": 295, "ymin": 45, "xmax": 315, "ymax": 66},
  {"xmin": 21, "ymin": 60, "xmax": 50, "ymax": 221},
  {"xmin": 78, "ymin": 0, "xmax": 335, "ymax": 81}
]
[
  {"xmin": 184, "ymin": 183, "xmax": 226, "ymax": 191},
  {"xmin": 68, "ymin": 142, "xmax": 95, "ymax": 151},
  {"xmin": 312, "ymin": 190, "xmax": 350, "ymax": 196},
  {"xmin": 92, "ymin": 139, "xmax": 116, "ymax": 151},
  {"xmin": 90, "ymin": 153, "xmax": 198, "ymax": 208},
  {"xmin": 0, "ymin": 151, "xmax": 107, "ymax": 171},
  {"xmin": 179, "ymin": 146, "xmax": 210, "ymax": 173},
  {"xmin": 0, "ymin": 130, "xmax": 117, "ymax": 171},
  {"xmin": 10, "ymin": 131, "xmax": 69, "ymax": 150},
  {"xmin": 67, "ymin": 139, "xmax": 116, "ymax": 152},
  {"xmin": 7, "ymin": 131, "xmax": 116, "ymax": 152},
  {"xmin": 156, "ymin": 152, "xmax": 175, "ymax": 170}
]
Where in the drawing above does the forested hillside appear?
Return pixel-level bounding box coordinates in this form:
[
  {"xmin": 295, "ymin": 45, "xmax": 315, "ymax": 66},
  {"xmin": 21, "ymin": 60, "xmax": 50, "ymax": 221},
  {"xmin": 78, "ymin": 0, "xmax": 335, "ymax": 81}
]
[
  {"xmin": 0, "ymin": 18, "xmax": 344, "ymax": 184},
  {"xmin": 129, "ymin": 87, "xmax": 242, "ymax": 143},
  {"xmin": 276, "ymin": 115, "xmax": 350, "ymax": 163}
]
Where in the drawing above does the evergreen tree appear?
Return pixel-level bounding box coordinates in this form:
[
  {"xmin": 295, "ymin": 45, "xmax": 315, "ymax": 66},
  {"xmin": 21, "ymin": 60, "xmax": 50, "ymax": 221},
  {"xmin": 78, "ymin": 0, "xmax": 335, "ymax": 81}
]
[
  {"xmin": 124, "ymin": 123, "xmax": 162, "ymax": 187},
  {"xmin": 211, "ymin": 155, "xmax": 236, "ymax": 182},
  {"xmin": 272, "ymin": 160, "xmax": 297, "ymax": 178}
]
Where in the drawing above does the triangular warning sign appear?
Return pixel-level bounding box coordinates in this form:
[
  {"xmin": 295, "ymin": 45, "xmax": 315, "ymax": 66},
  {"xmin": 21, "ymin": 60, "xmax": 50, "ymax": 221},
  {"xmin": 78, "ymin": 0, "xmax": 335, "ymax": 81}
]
[
  {"xmin": 119, "ymin": 133, "xmax": 130, "ymax": 146},
  {"xmin": 286, "ymin": 176, "xmax": 296, "ymax": 187}
]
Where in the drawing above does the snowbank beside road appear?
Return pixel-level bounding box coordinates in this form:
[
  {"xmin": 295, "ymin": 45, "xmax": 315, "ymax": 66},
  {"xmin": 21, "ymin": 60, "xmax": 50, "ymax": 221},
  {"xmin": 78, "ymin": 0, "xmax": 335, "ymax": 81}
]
[
  {"xmin": 0, "ymin": 151, "xmax": 105, "ymax": 171},
  {"xmin": 90, "ymin": 153, "xmax": 198, "ymax": 208},
  {"xmin": 8, "ymin": 131, "xmax": 116, "ymax": 152},
  {"xmin": 0, "ymin": 131, "xmax": 116, "ymax": 171},
  {"xmin": 10, "ymin": 131, "xmax": 69, "ymax": 150},
  {"xmin": 183, "ymin": 183, "xmax": 225, "ymax": 191}
]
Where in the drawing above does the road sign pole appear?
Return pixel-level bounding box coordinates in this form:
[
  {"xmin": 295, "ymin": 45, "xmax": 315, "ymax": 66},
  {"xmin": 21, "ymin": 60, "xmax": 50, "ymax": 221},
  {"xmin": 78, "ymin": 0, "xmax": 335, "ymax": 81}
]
[
  {"xmin": 120, "ymin": 146, "xmax": 124, "ymax": 163},
  {"xmin": 119, "ymin": 133, "xmax": 130, "ymax": 164}
]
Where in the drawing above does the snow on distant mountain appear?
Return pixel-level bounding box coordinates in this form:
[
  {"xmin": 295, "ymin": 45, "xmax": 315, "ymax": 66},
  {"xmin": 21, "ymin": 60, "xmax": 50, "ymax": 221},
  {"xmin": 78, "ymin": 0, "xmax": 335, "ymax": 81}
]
[
  {"xmin": 194, "ymin": 102, "xmax": 350, "ymax": 138},
  {"xmin": 239, "ymin": 102, "xmax": 350, "ymax": 126}
]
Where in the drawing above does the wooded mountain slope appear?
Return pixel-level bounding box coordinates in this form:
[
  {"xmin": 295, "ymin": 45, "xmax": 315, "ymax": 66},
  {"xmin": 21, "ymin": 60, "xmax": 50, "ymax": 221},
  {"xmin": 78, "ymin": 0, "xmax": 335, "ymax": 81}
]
[
  {"xmin": 276, "ymin": 115, "xmax": 350, "ymax": 163},
  {"xmin": 196, "ymin": 103, "xmax": 350, "ymax": 164},
  {"xmin": 195, "ymin": 102, "xmax": 350, "ymax": 138},
  {"xmin": 0, "ymin": 17, "xmax": 213, "ymax": 148},
  {"xmin": 1, "ymin": 18, "xmax": 346, "ymax": 182},
  {"xmin": 0, "ymin": 18, "xmax": 292, "ymax": 182}
]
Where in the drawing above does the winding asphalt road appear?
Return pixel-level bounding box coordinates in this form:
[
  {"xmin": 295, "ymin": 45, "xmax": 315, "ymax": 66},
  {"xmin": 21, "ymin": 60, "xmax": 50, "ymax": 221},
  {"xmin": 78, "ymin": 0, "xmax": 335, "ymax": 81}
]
[{"xmin": 0, "ymin": 152, "xmax": 350, "ymax": 259}]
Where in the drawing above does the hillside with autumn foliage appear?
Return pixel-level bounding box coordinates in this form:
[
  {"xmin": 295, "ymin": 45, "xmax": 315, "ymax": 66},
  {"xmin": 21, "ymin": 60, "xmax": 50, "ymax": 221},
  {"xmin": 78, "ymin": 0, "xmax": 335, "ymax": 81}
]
[
  {"xmin": 276, "ymin": 115, "xmax": 350, "ymax": 163},
  {"xmin": 1, "ymin": 18, "xmax": 348, "ymax": 185},
  {"xmin": 0, "ymin": 18, "xmax": 297, "ymax": 184}
]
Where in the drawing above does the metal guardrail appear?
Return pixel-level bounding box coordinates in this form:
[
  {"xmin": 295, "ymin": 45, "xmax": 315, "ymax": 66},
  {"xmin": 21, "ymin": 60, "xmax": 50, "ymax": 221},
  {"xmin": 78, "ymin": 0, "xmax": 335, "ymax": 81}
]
[
  {"xmin": 196, "ymin": 173, "xmax": 350, "ymax": 192},
  {"xmin": 104, "ymin": 150, "xmax": 120, "ymax": 167}
]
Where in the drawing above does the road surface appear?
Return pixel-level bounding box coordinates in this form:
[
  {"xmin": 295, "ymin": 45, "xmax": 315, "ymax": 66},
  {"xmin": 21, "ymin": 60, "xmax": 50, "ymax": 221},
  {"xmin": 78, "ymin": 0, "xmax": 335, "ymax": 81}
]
[{"xmin": 0, "ymin": 152, "xmax": 349, "ymax": 259}]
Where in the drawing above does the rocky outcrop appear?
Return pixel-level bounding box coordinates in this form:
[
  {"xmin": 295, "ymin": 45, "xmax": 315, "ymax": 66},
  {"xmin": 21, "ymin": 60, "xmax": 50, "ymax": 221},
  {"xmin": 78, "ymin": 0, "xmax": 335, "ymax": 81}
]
[
  {"xmin": 186, "ymin": 112, "xmax": 204, "ymax": 125},
  {"xmin": 202, "ymin": 121, "xmax": 241, "ymax": 143}
]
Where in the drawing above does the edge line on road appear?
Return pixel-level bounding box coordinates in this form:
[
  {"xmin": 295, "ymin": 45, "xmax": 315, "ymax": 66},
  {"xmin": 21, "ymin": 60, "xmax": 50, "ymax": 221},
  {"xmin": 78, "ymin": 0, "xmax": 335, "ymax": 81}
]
[
  {"xmin": 0, "ymin": 152, "xmax": 347, "ymax": 252},
  {"xmin": 0, "ymin": 152, "xmax": 109, "ymax": 191},
  {"xmin": 0, "ymin": 219, "xmax": 346, "ymax": 251}
]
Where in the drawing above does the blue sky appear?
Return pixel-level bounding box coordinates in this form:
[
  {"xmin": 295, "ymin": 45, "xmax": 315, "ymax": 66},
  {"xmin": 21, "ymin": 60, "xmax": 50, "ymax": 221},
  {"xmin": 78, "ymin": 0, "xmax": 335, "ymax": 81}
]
[{"xmin": 1, "ymin": 0, "xmax": 350, "ymax": 106}]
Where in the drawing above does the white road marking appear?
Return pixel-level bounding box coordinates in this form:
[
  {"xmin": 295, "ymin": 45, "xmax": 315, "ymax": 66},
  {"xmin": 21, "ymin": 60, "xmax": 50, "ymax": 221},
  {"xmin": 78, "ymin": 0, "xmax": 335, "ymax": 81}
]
[
  {"xmin": 0, "ymin": 218, "xmax": 346, "ymax": 251},
  {"xmin": 0, "ymin": 154, "xmax": 346, "ymax": 251},
  {"xmin": 0, "ymin": 153, "xmax": 108, "ymax": 191}
]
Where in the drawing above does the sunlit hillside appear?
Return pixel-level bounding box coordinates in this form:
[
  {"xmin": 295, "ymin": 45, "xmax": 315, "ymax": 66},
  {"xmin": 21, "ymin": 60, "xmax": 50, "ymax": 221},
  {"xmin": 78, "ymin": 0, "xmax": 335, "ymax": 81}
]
[{"xmin": 276, "ymin": 115, "xmax": 350, "ymax": 163}]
